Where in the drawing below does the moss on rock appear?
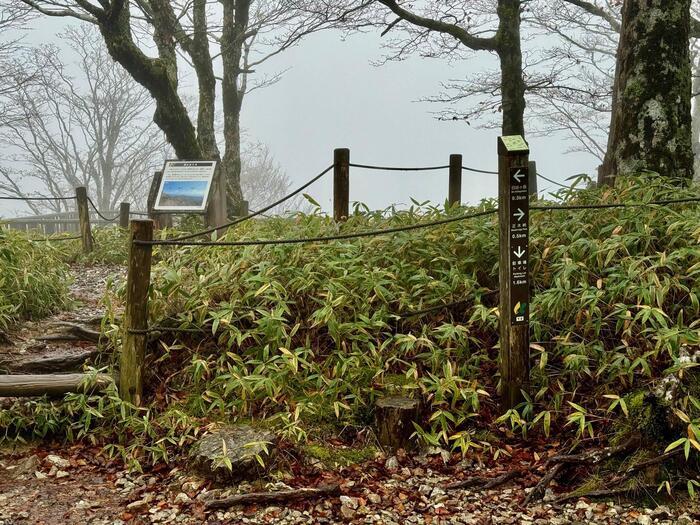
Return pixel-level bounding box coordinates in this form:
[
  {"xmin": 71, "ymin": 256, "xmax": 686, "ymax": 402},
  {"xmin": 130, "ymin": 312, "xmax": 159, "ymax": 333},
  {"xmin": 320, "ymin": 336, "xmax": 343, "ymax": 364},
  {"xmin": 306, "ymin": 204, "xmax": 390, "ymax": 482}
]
[{"xmin": 302, "ymin": 443, "xmax": 377, "ymax": 469}]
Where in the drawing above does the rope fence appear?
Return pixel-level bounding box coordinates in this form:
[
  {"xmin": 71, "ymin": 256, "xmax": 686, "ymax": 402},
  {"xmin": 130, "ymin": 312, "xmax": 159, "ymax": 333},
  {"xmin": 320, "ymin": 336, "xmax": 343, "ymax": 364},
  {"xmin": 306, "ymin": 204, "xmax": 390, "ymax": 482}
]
[
  {"xmin": 28, "ymin": 235, "xmax": 82, "ymax": 242},
  {"xmin": 134, "ymin": 196, "xmax": 700, "ymax": 249},
  {"xmin": 349, "ymin": 162, "xmax": 451, "ymax": 172},
  {"xmin": 0, "ymin": 195, "xmax": 76, "ymax": 201},
  {"xmin": 87, "ymin": 197, "xmax": 121, "ymax": 223},
  {"xmin": 135, "ymin": 208, "xmax": 499, "ymax": 247}
]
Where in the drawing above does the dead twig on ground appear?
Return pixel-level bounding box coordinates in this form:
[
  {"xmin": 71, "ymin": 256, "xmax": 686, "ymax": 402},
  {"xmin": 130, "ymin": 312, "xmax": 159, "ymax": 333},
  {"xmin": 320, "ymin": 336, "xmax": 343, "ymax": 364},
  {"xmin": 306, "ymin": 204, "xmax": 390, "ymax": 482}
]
[
  {"xmin": 204, "ymin": 484, "xmax": 341, "ymax": 510},
  {"xmin": 523, "ymin": 463, "xmax": 563, "ymax": 505}
]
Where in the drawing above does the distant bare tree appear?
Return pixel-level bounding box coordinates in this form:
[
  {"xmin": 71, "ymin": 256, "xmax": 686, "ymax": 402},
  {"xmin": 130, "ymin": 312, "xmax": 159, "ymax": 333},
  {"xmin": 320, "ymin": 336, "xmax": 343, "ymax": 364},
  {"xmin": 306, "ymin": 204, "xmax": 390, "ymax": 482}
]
[
  {"xmin": 363, "ymin": 0, "xmax": 528, "ymax": 136},
  {"xmin": 0, "ymin": 26, "xmax": 167, "ymax": 214},
  {"xmin": 240, "ymin": 141, "xmax": 310, "ymax": 214},
  {"xmin": 0, "ymin": 2, "xmax": 36, "ymax": 128},
  {"xmin": 523, "ymin": 0, "xmax": 620, "ymax": 162},
  {"xmin": 18, "ymin": 0, "xmax": 365, "ymax": 226}
]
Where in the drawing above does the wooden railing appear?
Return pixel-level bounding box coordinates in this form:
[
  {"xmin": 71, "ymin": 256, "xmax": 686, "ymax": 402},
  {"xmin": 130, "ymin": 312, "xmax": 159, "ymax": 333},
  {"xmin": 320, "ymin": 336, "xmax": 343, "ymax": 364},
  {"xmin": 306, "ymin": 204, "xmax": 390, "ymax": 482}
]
[{"xmin": 2, "ymin": 210, "xmax": 123, "ymax": 234}]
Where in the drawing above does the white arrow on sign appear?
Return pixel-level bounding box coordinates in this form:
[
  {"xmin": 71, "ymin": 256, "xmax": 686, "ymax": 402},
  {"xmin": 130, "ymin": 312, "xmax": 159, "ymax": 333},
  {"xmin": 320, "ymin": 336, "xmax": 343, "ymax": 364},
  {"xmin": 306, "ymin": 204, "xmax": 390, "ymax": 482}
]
[
  {"xmin": 514, "ymin": 208, "xmax": 525, "ymax": 221},
  {"xmin": 513, "ymin": 168, "xmax": 525, "ymax": 183},
  {"xmin": 513, "ymin": 246, "xmax": 526, "ymax": 259}
]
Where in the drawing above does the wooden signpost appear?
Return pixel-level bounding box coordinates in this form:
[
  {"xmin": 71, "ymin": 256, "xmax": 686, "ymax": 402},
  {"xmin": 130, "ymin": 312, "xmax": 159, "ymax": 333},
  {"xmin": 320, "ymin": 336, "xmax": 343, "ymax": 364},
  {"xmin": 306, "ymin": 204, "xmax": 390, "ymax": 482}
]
[{"xmin": 498, "ymin": 135, "xmax": 530, "ymax": 409}]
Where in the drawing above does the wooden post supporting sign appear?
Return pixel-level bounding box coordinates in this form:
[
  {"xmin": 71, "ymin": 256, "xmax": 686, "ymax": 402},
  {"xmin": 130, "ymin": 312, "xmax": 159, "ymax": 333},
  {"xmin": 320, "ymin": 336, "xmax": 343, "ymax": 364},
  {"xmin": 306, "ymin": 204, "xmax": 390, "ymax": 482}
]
[
  {"xmin": 498, "ymin": 135, "xmax": 530, "ymax": 410},
  {"xmin": 147, "ymin": 171, "xmax": 172, "ymax": 230},
  {"xmin": 75, "ymin": 186, "xmax": 93, "ymax": 254},
  {"xmin": 120, "ymin": 220, "xmax": 153, "ymax": 406},
  {"xmin": 334, "ymin": 148, "xmax": 350, "ymax": 222},
  {"xmin": 448, "ymin": 154, "xmax": 463, "ymax": 207}
]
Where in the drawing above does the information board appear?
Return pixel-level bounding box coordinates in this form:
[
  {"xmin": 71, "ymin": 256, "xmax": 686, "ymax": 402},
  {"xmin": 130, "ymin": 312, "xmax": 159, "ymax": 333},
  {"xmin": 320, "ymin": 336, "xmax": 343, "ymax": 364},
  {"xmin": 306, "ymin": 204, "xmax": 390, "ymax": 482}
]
[
  {"xmin": 153, "ymin": 160, "xmax": 217, "ymax": 212},
  {"xmin": 509, "ymin": 165, "xmax": 529, "ymax": 325}
]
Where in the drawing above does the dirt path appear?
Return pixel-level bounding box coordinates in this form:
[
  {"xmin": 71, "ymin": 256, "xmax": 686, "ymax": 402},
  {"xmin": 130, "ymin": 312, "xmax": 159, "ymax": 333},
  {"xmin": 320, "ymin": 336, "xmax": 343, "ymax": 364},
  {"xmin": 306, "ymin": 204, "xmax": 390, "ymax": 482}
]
[
  {"xmin": 1, "ymin": 265, "xmax": 697, "ymax": 524},
  {"xmin": 1, "ymin": 440, "xmax": 696, "ymax": 525},
  {"xmin": 0, "ymin": 264, "xmax": 124, "ymax": 376}
]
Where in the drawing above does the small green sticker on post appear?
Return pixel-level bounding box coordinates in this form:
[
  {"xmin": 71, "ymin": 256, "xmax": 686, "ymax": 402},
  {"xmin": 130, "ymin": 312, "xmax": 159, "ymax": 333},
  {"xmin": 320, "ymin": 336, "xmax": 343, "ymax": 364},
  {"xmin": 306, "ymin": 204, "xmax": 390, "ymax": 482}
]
[{"xmin": 500, "ymin": 135, "xmax": 529, "ymax": 153}]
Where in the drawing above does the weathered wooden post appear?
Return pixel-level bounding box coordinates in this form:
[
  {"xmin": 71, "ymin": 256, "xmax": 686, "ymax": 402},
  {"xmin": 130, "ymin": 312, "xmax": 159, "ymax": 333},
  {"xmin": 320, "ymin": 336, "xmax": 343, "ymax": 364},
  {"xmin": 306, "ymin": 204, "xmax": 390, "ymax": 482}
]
[
  {"xmin": 448, "ymin": 154, "xmax": 463, "ymax": 207},
  {"xmin": 528, "ymin": 160, "xmax": 538, "ymax": 199},
  {"xmin": 120, "ymin": 219, "xmax": 153, "ymax": 406},
  {"xmin": 333, "ymin": 148, "xmax": 350, "ymax": 222},
  {"xmin": 75, "ymin": 186, "xmax": 93, "ymax": 254},
  {"xmin": 498, "ymin": 136, "xmax": 530, "ymax": 410},
  {"xmin": 119, "ymin": 202, "xmax": 130, "ymax": 229}
]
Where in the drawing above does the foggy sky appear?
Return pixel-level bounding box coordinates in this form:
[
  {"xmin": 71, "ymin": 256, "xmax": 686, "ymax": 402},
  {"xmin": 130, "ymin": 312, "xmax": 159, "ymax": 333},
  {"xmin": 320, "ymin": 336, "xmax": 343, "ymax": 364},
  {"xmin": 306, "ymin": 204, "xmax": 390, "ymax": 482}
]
[{"xmin": 1, "ymin": 16, "xmax": 598, "ymax": 217}]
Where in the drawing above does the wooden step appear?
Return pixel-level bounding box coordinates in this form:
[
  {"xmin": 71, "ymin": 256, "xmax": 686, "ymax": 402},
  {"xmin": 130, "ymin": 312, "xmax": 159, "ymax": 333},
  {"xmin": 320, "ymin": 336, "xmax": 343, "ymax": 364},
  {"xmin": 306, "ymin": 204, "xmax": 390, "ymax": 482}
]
[{"xmin": 0, "ymin": 373, "xmax": 115, "ymax": 397}]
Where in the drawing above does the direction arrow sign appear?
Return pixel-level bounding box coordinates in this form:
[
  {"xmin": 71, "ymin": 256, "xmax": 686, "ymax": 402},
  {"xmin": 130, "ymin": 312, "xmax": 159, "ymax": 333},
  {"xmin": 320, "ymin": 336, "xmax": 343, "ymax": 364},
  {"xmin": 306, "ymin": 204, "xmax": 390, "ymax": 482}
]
[{"xmin": 507, "ymin": 165, "xmax": 529, "ymax": 327}]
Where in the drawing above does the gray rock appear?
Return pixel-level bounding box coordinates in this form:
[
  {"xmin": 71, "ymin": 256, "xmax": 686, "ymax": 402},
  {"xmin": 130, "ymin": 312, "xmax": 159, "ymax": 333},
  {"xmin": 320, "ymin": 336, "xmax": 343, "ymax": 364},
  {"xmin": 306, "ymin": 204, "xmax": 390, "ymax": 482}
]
[
  {"xmin": 340, "ymin": 505, "xmax": 355, "ymax": 520},
  {"xmin": 339, "ymin": 495, "xmax": 358, "ymax": 509},
  {"xmin": 45, "ymin": 454, "xmax": 70, "ymax": 469},
  {"xmin": 4, "ymin": 454, "xmax": 40, "ymax": 479},
  {"xmin": 367, "ymin": 492, "xmax": 382, "ymax": 504},
  {"xmin": 170, "ymin": 493, "xmax": 186, "ymax": 505},
  {"xmin": 385, "ymin": 456, "xmax": 400, "ymax": 470},
  {"xmin": 190, "ymin": 425, "xmax": 277, "ymax": 483}
]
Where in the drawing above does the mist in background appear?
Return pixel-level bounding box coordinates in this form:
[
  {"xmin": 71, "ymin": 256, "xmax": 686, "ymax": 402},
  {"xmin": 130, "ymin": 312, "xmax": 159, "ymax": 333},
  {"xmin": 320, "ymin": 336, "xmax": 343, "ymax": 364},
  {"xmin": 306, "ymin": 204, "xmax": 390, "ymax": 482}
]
[{"xmin": 1, "ymin": 19, "xmax": 597, "ymax": 217}]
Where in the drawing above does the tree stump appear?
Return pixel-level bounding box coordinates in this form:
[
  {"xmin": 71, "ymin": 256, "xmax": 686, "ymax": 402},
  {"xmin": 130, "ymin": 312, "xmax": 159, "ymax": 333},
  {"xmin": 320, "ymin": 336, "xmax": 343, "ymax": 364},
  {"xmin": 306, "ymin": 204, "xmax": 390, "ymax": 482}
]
[{"xmin": 375, "ymin": 396, "xmax": 420, "ymax": 451}]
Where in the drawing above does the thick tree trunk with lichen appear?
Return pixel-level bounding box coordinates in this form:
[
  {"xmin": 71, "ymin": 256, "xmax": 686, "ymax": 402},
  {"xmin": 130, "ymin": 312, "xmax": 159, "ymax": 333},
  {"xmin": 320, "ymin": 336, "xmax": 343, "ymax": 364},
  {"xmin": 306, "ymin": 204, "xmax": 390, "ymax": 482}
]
[
  {"xmin": 99, "ymin": 6, "xmax": 200, "ymax": 161},
  {"xmin": 599, "ymin": 0, "xmax": 694, "ymax": 185},
  {"xmin": 98, "ymin": 2, "xmax": 231, "ymax": 226},
  {"xmin": 496, "ymin": 0, "xmax": 526, "ymax": 137}
]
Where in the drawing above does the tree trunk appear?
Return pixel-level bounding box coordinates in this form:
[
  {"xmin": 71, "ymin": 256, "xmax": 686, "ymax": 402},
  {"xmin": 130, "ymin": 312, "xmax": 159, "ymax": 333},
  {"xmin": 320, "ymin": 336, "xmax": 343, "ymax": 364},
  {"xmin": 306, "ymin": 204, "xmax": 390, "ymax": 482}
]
[
  {"xmin": 692, "ymin": 60, "xmax": 700, "ymax": 180},
  {"xmin": 496, "ymin": 0, "xmax": 526, "ymax": 136},
  {"xmin": 190, "ymin": 0, "xmax": 228, "ymax": 227},
  {"xmin": 99, "ymin": 6, "xmax": 201, "ymax": 161},
  {"xmin": 99, "ymin": 3, "xmax": 226, "ymax": 226},
  {"xmin": 599, "ymin": 0, "xmax": 694, "ymax": 185},
  {"xmin": 220, "ymin": 0, "xmax": 248, "ymax": 216}
]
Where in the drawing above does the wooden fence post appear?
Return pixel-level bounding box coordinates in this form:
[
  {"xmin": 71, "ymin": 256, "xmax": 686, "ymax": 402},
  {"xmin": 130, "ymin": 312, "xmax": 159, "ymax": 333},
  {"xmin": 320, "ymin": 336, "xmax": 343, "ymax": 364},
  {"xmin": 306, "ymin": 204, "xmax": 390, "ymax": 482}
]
[
  {"xmin": 498, "ymin": 136, "xmax": 531, "ymax": 410},
  {"xmin": 120, "ymin": 220, "xmax": 153, "ymax": 406},
  {"xmin": 528, "ymin": 160, "xmax": 538, "ymax": 199},
  {"xmin": 334, "ymin": 148, "xmax": 350, "ymax": 221},
  {"xmin": 75, "ymin": 186, "xmax": 93, "ymax": 254},
  {"xmin": 119, "ymin": 202, "xmax": 130, "ymax": 229},
  {"xmin": 449, "ymin": 154, "xmax": 463, "ymax": 207}
]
